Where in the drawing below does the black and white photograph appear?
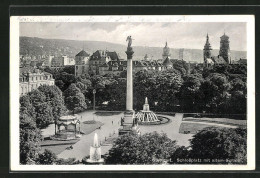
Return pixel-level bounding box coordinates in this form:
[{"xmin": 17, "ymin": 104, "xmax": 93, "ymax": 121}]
[{"xmin": 10, "ymin": 15, "xmax": 255, "ymax": 171}]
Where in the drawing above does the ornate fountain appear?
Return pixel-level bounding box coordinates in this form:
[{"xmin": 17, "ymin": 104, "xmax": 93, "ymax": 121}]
[
  {"xmin": 86, "ymin": 133, "xmax": 104, "ymax": 164},
  {"xmin": 136, "ymin": 97, "xmax": 160, "ymax": 123}
]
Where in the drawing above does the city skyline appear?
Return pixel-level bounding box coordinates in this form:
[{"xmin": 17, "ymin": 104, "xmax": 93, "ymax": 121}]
[{"xmin": 20, "ymin": 22, "xmax": 247, "ymax": 51}]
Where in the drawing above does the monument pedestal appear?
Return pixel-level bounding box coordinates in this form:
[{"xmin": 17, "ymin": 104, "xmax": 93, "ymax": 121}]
[{"xmin": 119, "ymin": 111, "xmax": 138, "ymax": 135}]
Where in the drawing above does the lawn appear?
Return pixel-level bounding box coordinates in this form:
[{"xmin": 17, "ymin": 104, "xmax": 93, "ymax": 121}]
[
  {"xmin": 179, "ymin": 122, "xmax": 237, "ymax": 134},
  {"xmin": 182, "ymin": 117, "xmax": 246, "ymax": 126}
]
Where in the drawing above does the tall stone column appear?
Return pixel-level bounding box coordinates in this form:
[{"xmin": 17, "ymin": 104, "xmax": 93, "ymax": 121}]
[
  {"xmin": 118, "ymin": 45, "xmax": 139, "ymax": 135},
  {"xmin": 126, "ymin": 47, "xmax": 134, "ymax": 111}
]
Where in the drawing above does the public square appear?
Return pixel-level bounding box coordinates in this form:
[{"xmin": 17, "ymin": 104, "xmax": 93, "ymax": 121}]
[{"xmin": 41, "ymin": 110, "xmax": 243, "ymax": 161}]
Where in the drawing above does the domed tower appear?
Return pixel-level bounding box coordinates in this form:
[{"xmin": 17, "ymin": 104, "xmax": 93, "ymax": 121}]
[
  {"xmin": 162, "ymin": 42, "xmax": 171, "ymax": 60},
  {"xmin": 203, "ymin": 33, "xmax": 212, "ymax": 67},
  {"xmin": 219, "ymin": 33, "xmax": 231, "ymax": 64}
]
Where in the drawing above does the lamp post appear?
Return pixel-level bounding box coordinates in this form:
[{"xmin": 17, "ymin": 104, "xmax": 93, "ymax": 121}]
[
  {"xmin": 55, "ymin": 108, "xmax": 61, "ymax": 135},
  {"xmin": 93, "ymin": 89, "xmax": 96, "ymax": 110}
]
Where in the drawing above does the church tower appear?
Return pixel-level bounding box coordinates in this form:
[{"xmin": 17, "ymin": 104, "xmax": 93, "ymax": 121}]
[
  {"xmin": 219, "ymin": 33, "xmax": 231, "ymax": 64},
  {"xmin": 203, "ymin": 33, "xmax": 212, "ymax": 67},
  {"xmin": 162, "ymin": 42, "xmax": 171, "ymax": 60},
  {"xmin": 144, "ymin": 54, "xmax": 149, "ymax": 61}
]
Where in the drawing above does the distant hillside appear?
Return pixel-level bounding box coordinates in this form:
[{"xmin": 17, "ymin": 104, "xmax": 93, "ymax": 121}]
[{"xmin": 20, "ymin": 36, "xmax": 247, "ymax": 62}]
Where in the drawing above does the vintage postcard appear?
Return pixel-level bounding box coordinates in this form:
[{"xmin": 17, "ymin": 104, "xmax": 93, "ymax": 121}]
[{"xmin": 10, "ymin": 15, "xmax": 255, "ymax": 171}]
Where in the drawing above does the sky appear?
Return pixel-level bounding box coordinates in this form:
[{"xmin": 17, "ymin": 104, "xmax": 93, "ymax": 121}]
[{"xmin": 20, "ymin": 22, "xmax": 247, "ymax": 51}]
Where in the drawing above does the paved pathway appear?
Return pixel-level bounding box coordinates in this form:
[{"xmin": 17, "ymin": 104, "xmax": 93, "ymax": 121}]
[
  {"xmin": 139, "ymin": 113, "xmax": 193, "ymax": 146},
  {"xmin": 57, "ymin": 111, "xmax": 122, "ymax": 161}
]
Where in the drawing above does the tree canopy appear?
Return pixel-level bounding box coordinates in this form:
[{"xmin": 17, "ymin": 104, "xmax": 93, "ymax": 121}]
[
  {"xmin": 170, "ymin": 127, "xmax": 247, "ymax": 164},
  {"xmin": 105, "ymin": 132, "xmax": 177, "ymax": 164},
  {"xmin": 63, "ymin": 83, "xmax": 87, "ymax": 113}
]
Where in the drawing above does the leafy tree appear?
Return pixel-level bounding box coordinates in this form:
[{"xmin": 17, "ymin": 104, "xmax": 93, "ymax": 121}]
[
  {"xmin": 20, "ymin": 112, "xmax": 42, "ymax": 164},
  {"xmin": 64, "ymin": 83, "xmax": 87, "ymax": 113},
  {"xmin": 230, "ymin": 78, "xmax": 246, "ymax": 94},
  {"xmin": 63, "ymin": 65, "xmax": 75, "ymax": 75},
  {"xmin": 169, "ymin": 127, "xmax": 247, "ymax": 164},
  {"xmin": 87, "ymin": 75, "xmax": 116, "ymax": 107},
  {"xmin": 28, "ymin": 89, "xmax": 46, "ymax": 106},
  {"xmin": 55, "ymin": 80, "xmax": 65, "ymax": 91},
  {"xmin": 35, "ymin": 102, "xmax": 54, "ymax": 128},
  {"xmin": 38, "ymin": 85, "xmax": 67, "ymax": 130},
  {"xmin": 105, "ymin": 132, "xmax": 177, "ymax": 164},
  {"xmin": 171, "ymin": 59, "xmax": 189, "ymax": 76},
  {"xmin": 134, "ymin": 70, "xmax": 157, "ymax": 110},
  {"xmin": 20, "ymin": 94, "xmax": 36, "ymax": 119},
  {"xmin": 38, "ymin": 85, "xmax": 67, "ymax": 116},
  {"xmin": 36, "ymin": 149, "xmax": 78, "ymax": 165},
  {"xmin": 27, "ymin": 89, "xmax": 54, "ymax": 128},
  {"xmin": 154, "ymin": 70, "xmax": 183, "ymax": 111},
  {"xmin": 119, "ymin": 70, "xmax": 127, "ymax": 78},
  {"xmin": 228, "ymin": 90, "xmax": 247, "ymax": 114},
  {"xmin": 169, "ymin": 146, "xmax": 190, "ymax": 164},
  {"xmin": 189, "ymin": 127, "xmax": 247, "ymax": 164},
  {"xmin": 37, "ymin": 149, "xmax": 57, "ymax": 165},
  {"xmin": 59, "ymin": 72, "xmax": 77, "ymax": 90},
  {"xmin": 179, "ymin": 74, "xmax": 203, "ymax": 112},
  {"xmin": 106, "ymin": 78, "xmax": 126, "ymax": 110},
  {"xmin": 199, "ymin": 73, "xmax": 231, "ymax": 113}
]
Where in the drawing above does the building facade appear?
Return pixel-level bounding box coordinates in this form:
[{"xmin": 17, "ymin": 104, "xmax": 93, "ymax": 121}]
[
  {"xmin": 75, "ymin": 49, "xmax": 121, "ymax": 76},
  {"xmin": 50, "ymin": 56, "xmax": 75, "ymax": 68},
  {"xmin": 75, "ymin": 50, "xmax": 90, "ymax": 76},
  {"xmin": 99, "ymin": 60, "xmax": 164, "ymax": 75},
  {"xmin": 19, "ymin": 67, "xmax": 55, "ymax": 96}
]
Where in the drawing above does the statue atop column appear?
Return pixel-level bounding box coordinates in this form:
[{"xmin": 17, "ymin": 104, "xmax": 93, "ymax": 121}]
[
  {"xmin": 126, "ymin": 36, "xmax": 133, "ymax": 48},
  {"xmin": 126, "ymin": 36, "xmax": 134, "ymax": 58}
]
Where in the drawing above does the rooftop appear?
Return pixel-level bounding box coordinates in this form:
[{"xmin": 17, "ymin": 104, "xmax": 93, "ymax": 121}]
[
  {"xmin": 162, "ymin": 57, "xmax": 173, "ymax": 66},
  {"xmin": 76, "ymin": 50, "xmax": 90, "ymax": 57},
  {"xmin": 59, "ymin": 115, "xmax": 78, "ymax": 121}
]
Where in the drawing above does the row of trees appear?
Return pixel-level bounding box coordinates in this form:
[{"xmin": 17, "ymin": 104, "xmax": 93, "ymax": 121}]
[
  {"xmin": 19, "ymin": 82, "xmax": 90, "ymax": 164},
  {"xmin": 19, "ymin": 85, "xmax": 69, "ymax": 164},
  {"xmin": 44, "ymin": 62, "xmax": 246, "ymax": 115},
  {"xmin": 20, "ymin": 85, "xmax": 67, "ymax": 129},
  {"xmin": 104, "ymin": 127, "xmax": 247, "ymax": 164}
]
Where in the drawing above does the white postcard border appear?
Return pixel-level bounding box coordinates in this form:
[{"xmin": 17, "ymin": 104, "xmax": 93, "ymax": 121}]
[{"xmin": 10, "ymin": 15, "xmax": 255, "ymax": 171}]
